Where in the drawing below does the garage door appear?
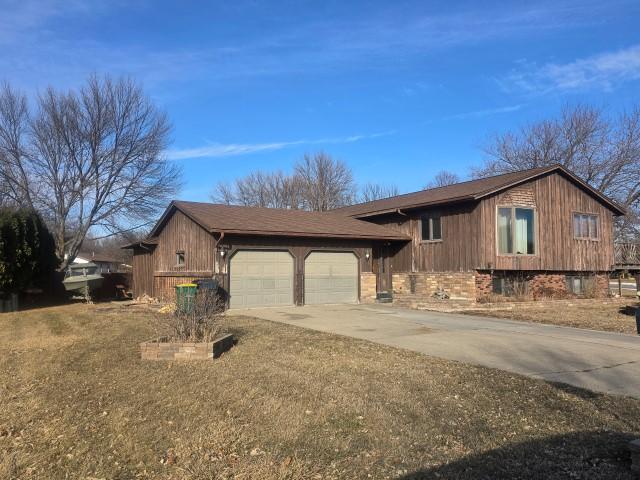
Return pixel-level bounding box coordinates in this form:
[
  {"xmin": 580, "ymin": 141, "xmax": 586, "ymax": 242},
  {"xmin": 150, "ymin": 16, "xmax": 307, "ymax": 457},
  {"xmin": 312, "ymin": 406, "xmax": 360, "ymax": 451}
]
[
  {"xmin": 304, "ymin": 252, "xmax": 358, "ymax": 305},
  {"xmin": 230, "ymin": 250, "xmax": 294, "ymax": 308}
]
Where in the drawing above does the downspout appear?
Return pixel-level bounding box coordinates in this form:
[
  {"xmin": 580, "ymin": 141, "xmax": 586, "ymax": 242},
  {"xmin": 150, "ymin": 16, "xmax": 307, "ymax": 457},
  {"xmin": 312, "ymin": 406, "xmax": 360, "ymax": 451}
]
[{"xmin": 212, "ymin": 231, "xmax": 225, "ymax": 274}]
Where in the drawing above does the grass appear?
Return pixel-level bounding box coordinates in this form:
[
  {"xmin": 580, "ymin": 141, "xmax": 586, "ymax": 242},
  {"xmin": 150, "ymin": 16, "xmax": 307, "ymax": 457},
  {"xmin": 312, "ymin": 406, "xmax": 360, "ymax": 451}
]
[
  {"xmin": 0, "ymin": 303, "xmax": 639, "ymax": 479},
  {"xmin": 467, "ymin": 300, "xmax": 639, "ymax": 335}
]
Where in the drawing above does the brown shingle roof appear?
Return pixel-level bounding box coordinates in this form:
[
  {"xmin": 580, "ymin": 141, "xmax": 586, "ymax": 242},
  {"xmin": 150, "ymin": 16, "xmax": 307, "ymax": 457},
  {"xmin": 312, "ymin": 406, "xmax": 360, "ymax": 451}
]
[
  {"xmin": 335, "ymin": 165, "xmax": 625, "ymax": 217},
  {"xmin": 153, "ymin": 201, "xmax": 410, "ymax": 241}
]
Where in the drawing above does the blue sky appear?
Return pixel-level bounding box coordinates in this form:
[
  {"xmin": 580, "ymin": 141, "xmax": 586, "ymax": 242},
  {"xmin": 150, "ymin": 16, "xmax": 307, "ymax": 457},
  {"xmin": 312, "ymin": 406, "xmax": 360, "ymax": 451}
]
[{"xmin": 2, "ymin": 0, "xmax": 640, "ymax": 201}]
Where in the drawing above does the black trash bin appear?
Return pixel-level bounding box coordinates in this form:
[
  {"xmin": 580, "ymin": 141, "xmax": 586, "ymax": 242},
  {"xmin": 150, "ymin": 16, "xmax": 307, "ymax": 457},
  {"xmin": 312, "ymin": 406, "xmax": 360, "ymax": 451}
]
[
  {"xmin": 193, "ymin": 279, "xmax": 221, "ymax": 308},
  {"xmin": 636, "ymin": 306, "xmax": 640, "ymax": 335},
  {"xmin": 194, "ymin": 278, "xmax": 219, "ymax": 291}
]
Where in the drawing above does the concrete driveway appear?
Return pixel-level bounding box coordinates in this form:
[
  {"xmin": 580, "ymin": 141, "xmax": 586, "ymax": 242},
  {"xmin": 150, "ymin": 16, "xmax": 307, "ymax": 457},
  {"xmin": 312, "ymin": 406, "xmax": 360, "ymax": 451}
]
[{"xmin": 230, "ymin": 303, "xmax": 640, "ymax": 398}]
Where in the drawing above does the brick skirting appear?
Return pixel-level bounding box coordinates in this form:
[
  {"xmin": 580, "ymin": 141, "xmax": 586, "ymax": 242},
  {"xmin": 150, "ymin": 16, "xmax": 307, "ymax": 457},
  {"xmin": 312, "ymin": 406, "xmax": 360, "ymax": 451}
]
[
  {"xmin": 393, "ymin": 272, "xmax": 477, "ymax": 302},
  {"xmin": 393, "ymin": 270, "xmax": 612, "ymax": 307},
  {"xmin": 360, "ymin": 272, "xmax": 377, "ymax": 304}
]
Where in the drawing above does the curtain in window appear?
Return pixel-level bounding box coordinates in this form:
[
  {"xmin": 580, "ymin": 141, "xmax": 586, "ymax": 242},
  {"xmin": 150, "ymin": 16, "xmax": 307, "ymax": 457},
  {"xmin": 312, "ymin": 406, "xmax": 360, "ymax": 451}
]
[
  {"xmin": 515, "ymin": 208, "xmax": 534, "ymax": 254},
  {"xmin": 589, "ymin": 215, "xmax": 598, "ymax": 238},
  {"xmin": 498, "ymin": 208, "xmax": 512, "ymax": 254}
]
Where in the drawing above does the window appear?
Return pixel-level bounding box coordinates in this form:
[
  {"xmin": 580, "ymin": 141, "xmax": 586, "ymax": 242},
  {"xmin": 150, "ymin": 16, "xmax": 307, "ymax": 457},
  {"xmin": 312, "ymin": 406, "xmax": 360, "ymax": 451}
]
[
  {"xmin": 497, "ymin": 207, "xmax": 535, "ymax": 255},
  {"xmin": 573, "ymin": 213, "xmax": 599, "ymax": 240},
  {"xmin": 421, "ymin": 214, "xmax": 442, "ymax": 241},
  {"xmin": 492, "ymin": 274, "xmax": 528, "ymax": 296},
  {"xmin": 566, "ymin": 275, "xmax": 595, "ymax": 296},
  {"xmin": 176, "ymin": 250, "xmax": 185, "ymax": 266}
]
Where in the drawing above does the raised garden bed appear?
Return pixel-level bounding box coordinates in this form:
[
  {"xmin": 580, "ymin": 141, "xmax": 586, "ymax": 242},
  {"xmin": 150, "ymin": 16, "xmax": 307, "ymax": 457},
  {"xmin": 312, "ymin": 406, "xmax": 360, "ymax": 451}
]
[{"xmin": 140, "ymin": 333, "xmax": 234, "ymax": 360}]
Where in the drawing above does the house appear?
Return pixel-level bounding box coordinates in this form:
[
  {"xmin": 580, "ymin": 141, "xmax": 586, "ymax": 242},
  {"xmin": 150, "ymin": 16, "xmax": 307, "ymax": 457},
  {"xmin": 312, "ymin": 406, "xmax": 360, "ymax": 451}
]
[
  {"xmin": 124, "ymin": 165, "xmax": 625, "ymax": 307},
  {"xmin": 74, "ymin": 253, "xmax": 124, "ymax": 274}
]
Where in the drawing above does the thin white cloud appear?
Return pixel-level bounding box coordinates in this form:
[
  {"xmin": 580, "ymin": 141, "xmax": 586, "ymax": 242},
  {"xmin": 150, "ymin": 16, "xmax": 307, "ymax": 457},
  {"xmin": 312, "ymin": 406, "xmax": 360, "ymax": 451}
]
[
  {"xmin": 165, "ymin": 131, "xmax": 395, "ymax": 160},
  {"xmin": 444, "ymin": 104, "xmax": 525, "ymax": 120},
  {"xmin": 1, "ymin": 1, "xmax": 630, "ymax": 92},
  {"xmin": 504, "ymin": 44, "xmax": 640, "ymax": 94}
]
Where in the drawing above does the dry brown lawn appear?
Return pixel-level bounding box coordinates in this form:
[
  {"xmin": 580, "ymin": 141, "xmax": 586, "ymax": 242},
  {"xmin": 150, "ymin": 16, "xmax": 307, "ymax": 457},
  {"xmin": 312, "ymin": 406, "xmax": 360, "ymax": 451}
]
[
  {"xmin": 467, "ymin": 300, "xmax": 639, "ymax": 335},
  {"xmin": 1, "ymin": 303, "xmax": 639, "ymax": 479}
]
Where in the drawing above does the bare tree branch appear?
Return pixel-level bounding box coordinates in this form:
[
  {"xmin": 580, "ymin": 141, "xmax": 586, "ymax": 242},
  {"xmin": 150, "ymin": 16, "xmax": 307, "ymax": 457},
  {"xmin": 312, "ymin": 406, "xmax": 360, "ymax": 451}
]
[
  {"xmin": 359, "ymin": 183, "xmax": 399, "ymax": 202},
  {"xmin": 0, "ymin": 75, "xmax": 182, "ymax": 270},
  {"xmin": 424, "ymin": 170, "xmax": 460, "ymax": 189},
  {"xmin": 211, "ymin": 151, "xmax": 355, "ymax": 211}
]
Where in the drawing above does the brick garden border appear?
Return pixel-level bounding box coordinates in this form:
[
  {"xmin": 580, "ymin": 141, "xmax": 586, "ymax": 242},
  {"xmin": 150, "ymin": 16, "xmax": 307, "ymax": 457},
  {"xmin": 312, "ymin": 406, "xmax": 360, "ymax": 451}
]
[{"xmin": 140, "ymin": 333, "xmax": 235, "ymax": 360}]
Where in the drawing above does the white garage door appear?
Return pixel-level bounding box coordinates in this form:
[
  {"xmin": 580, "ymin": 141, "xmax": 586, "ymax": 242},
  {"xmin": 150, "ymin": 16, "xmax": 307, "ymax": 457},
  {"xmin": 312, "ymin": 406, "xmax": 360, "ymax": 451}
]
[
  {"xmin": 230, "ymin": 250, "xmax": 294, "ymax": 308},
  {"xmin": 304, "ymin": 252, "xmax": 358, "ymax": 305}
]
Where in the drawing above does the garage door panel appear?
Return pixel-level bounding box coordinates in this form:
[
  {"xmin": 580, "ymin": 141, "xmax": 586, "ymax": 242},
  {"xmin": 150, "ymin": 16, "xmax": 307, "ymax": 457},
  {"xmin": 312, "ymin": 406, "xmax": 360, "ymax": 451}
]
[
  {"xmin": 304, "ymin": 252, "xmax": 358, "ymax": 305},
  {"xmin": 230, "ymin": 251, "xmax": 294, "ymax": 308}
]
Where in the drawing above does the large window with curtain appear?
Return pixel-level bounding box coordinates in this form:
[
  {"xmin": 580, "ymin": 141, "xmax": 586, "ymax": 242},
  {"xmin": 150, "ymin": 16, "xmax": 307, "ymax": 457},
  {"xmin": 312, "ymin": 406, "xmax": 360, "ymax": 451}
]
[{"xmin": 497, "ymin": 207, "xmax": 536, "ymax": 255}]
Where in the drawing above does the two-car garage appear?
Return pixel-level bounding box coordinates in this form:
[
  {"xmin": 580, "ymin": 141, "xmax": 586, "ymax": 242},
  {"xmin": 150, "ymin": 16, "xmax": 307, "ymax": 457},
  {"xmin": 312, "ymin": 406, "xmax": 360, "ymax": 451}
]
[{"xmin": 229, "ymin": 250, "xmax": 359, "ymax": 308}]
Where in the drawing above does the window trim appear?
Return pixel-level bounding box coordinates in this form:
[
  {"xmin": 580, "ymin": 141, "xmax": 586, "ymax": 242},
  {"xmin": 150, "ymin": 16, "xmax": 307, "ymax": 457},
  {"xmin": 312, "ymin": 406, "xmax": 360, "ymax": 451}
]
[
  {"xmin": 420, "ymin": 213, "xmax": 443, "ymax": 243},
  {"xmin": 572, "ymin": 211, "xmax": 600, "ymax": 241},
  {"xmin": 496, "ymin": 205, "xmax": 538, "ymax": 257},
  {"xmin": 176, "ymin": 250, "xmax": 185, "ymax": 267}
]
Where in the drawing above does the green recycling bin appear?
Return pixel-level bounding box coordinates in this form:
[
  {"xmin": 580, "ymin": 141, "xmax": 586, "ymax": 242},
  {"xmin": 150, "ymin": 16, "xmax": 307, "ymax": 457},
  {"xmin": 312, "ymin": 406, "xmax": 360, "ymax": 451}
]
[{"xmin": 175, "ymin": 283, "xmax": 197, "ymax": 314}]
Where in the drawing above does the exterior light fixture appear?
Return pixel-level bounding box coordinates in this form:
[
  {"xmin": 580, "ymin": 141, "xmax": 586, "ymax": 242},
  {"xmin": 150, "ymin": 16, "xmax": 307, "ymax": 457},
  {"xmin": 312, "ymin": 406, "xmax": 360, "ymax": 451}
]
[{"xmin": 365, "ymin": 252, "xmax": 370, "ymax": 260}]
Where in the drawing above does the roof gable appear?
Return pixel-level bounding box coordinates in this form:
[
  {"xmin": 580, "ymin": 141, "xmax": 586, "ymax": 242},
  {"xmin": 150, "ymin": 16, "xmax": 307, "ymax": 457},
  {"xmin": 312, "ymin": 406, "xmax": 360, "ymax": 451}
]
[{"xmin": 335, "ymin": 165, "xmax": 625, "ymax": 217}]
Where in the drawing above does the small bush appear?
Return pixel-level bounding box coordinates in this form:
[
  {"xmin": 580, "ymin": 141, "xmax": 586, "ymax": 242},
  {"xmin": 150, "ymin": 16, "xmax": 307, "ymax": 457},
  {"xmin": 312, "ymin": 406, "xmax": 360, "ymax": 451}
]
[{"xmin": 157, "ymin": 290, "xmax": 224, "ymax": 342}]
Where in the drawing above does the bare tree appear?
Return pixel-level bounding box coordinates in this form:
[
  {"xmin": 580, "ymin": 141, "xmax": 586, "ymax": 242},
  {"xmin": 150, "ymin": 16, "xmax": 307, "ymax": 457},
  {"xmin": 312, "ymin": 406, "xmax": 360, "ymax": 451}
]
[
  {"xmin": 212, "ymin": 151, "xmax": 356, "ymax": 211},
  {"xmin": 424, "ymin": 170, "xmax": 461, "ymax": 189},
  {"xmin": 0, "ymin": 76, "xmax": 181, "ymax": 270},
  {"xmin": 211, "ymin": 171, "xmax": 303, "ymax": 209},
  {"xmin": 474, "ymin": 104, "xmax": 640, "ymax": 239},
  {"xmin": 359, "ymin": 182, "xmax": 400, "ymax": 202},
  {"xmin": 294, "ymin": 152, "xmax": 356, "ymax": 211}
]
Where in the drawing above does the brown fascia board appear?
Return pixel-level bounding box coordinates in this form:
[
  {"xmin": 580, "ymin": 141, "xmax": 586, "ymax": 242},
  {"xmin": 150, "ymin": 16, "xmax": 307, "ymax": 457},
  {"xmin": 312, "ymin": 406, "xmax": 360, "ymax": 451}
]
[
  {"xmin": 214, "ymin": 228, "xmax": 410, "ymax": 241},
  {"xmin": 351, "ymin": 195, "xmax": 477, "ymax": 218}
]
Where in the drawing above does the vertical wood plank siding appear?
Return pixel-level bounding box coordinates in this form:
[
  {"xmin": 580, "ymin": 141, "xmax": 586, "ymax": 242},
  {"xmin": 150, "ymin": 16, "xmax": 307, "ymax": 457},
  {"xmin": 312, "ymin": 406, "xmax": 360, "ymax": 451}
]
[
  {"xmin": 477, "ymin": 172, "xmax": 615, "ymax": 271},
  {"xmin": 370, "ymin": 202, "xmax": 480, "ymax": 272},
  {"xmin": 154, "ymin": 210, "xmax": 215, "ymax": 273},
  {"xmin": 131, "ymin": 248, "xmax": 154, "ymax": 297},
  {"xmin": 370, "ymin": 172, "xmax": 615, "ymax": 272}
]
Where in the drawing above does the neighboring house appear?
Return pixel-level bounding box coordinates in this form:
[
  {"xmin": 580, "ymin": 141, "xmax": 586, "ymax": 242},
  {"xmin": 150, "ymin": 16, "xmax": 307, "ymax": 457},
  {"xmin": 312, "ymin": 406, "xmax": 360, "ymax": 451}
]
[
  {"xmin": 74, "ymin": 253, "xmax": 123, "ymax": 274},
  {"xmin": 124, "ymin": 165, "xmax": 625, "ymax": 307}
]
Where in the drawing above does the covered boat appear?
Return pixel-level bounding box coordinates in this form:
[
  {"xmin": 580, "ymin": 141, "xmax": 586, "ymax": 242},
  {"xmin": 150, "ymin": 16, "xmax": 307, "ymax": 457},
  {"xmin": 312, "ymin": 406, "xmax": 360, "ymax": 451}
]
[{"xmin": 63, "ymin": 262, "xmax": 104, "ymax": 296}]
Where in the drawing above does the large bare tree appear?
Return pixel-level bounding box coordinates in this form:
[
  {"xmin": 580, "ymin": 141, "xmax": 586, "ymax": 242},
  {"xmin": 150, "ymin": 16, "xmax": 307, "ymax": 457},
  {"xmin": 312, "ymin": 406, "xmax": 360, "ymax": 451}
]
[
  {"xmin": 424, "ymin": 170, "xmax": 460, "ymax": 189},
  {"xmin": 359, "ymin": 182, "xmax": 400, "ymax": 202},
  {"xmin": 474, "ymin": 104, "xmax": 640, "ymax": 239},
  {"xmin": 294, "ymin": 152, "xmax": 355, "ymax": 211},
  {"xmin": 213, "ymin": 170, "xmax": 303, "ymax": 209},
  {"xmin": 0, "ymin": 76, "xmax": 181, "ymax": 270},
  {"xmin": 212, "ymin": 152, "xmax": 355, "ymax": 211}
]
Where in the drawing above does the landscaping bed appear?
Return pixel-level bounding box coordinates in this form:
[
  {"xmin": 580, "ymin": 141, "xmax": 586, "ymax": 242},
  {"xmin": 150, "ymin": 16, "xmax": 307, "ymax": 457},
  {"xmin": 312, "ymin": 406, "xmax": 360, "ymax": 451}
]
[
  {"xmin": 464, "ymin": 299, "xmax": 639, "ymax": 335},
  {"xmin": 1, "ymin": 303, "xmax": 639, "ymax": 479}
]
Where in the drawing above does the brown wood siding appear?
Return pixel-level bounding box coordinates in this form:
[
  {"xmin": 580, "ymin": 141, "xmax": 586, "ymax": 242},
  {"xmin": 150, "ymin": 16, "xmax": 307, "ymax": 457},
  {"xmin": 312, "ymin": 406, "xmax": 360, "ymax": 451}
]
[
  {"xmin": 370, "ymin": 202, "xmax": 480, "ymax": 272},
  {"xmin": 477, "ymin": 172, "xmax": 615, "ymax": 271},
  {"xmin": 154, "ymin": 210, "xmax": 216, "ymax": 274},
  {"xmin": 368, "ymin": 171, "xmax": 615, "ymax": 273},
  {"xmin": 131, "ymin": 248, "xmax": 154, "ymax": 297}
]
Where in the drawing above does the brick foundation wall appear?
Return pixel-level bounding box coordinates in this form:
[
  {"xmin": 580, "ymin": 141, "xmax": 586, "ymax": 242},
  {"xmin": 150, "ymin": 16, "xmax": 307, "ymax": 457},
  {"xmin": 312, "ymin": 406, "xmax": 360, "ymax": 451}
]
[
  {"xmin": 393, "ymin": 272, "xmax": 477, "ymax": 302},
  {"xmin": 475, "ymin": 271, "xmax": 611, "ymax": 301},
  {"xmin": 475, "ymin": 272, "xmax": 492, "ymax": 301},
  {"xmin": 360, "ymin": 272, "xmax": 377, "ymax": 304}
]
